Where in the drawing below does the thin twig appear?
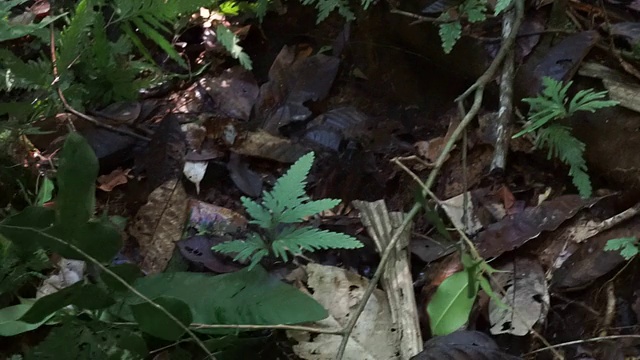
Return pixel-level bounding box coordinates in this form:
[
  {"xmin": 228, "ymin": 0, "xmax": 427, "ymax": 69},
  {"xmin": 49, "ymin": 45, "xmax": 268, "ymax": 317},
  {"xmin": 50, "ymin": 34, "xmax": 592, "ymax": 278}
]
[
  {"xmin": 389, "ymin": 9, "xmax": 444, "ymax": 24},
  {"xmin": 110, "ymin": 321, "xmax": 344, "ymax": 334},
  {"xmin": 191, "ymin": 323, "xmax": 344, "ymax": 334},
  {"xmin": 334, "ymin": 2, "xmax": 525, "ymax": 358},
  {"xmin": 456, "ymin": 0, "xmax": 525, "ymax": 103},
  {"xmin": 0, "ymin": 225, "xmax": 216, "ymax": 359},
  {"xmin": 525, "ymin": 334, "xmax": 640, "ymax": 356},
  {"xmin": 48, "ymin": 25, "xmax": 150, "ymax": 141}
]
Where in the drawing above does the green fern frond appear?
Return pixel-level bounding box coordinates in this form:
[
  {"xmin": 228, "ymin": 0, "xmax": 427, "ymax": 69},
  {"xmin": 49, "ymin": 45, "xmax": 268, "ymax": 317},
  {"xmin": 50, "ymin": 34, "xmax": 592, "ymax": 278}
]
[
  {"xmin": 494, "ymin": 0, "xmax": 514, "ymax": 14},
  {"xmin": 301, "ymin": 0, "xmax": 355, "ymax": 23},
  {"xmin": 215, "ymin": 151, "xmax": 362, "ymax": 269},
  {"xmin": 438, "ymin": 16, "xmax": 462, "ymax": 54},
  {"xmin": 215, "ymin": 25, "xmax": 253, "ymax": 70},
  {"xmin": 604, "ymin": 237, "xmax": 639, "ymax": 260},
  {"xmin": 279, "ymin": 198, "xmax": 341, "ymax": 223},
  {"xmin": 241, "ymin": 196, "xmax": 272, "ymax": 229},
  {"xmin": 460, "ymin": 0, "xmax": 487, "ymax": 22},
  {"xmin": 255, "ymin": 0, "xmax": 270, "ymax": 21},
  {"xmin": 212, "ymin": 234, "xmax": 268, "ymax": 270},
  {"xmin": 57, "ymin": 0, "xmax": 96, "ymax": 73},
  {"xmin": 111, "ymin": 0, "xmax": 213, "ymax": 69},
  {"xmin": 514, "ymin": 77, "xmax": 617, "ymax": 197},
  {"xmin": 540, "ymin": 77, "xmax": 571, "ymax": 105},
  {"xmin": 272, "ymin": 226, "xmax": 363, "ymax": 262},
  {"xmin": 569, "ymin": 88, "xmax": 619, "ymax": 113},
  {"xmin": 0, "ymin": 49, "xmax": 53, "ymax": 92},
  {"xmin": 262, "ymin": 152, "xmax": 315, "ymax": 223},
  {"xmin": 536, "ymin": 124, "xmax": 591, "ymax": 197}
]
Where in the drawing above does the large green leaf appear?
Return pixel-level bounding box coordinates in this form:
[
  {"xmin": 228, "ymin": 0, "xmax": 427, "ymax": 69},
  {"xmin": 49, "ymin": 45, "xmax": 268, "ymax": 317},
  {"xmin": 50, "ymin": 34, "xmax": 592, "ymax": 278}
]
[
  {"xmin": 0, "ymin": 212, "xmax": 121, "ymax": 263},
  {"xmin": 101, "ymin": 263, "xmax": 143, "ymax": 292},
  {"xmin": 427, "ymin": 270, "xmax": 479, "ymax": 336},
  {"xmin": 25, "ymin": 319, "xmax": 148, "ymax": 360},
  {"xmin": 55, "ymin": 132, "xmax": 98, "ymax": 236},
  {"xmin": 21, "ymin": 283, "xmax": 114, "ymax": 323},
  {"xmin": 47, "ymin": 219, "xmax": 122, "ymax": 263},
  {"xmin": 0, "ymin": 206, "xmax": 55, "ymax": 252},
  {"xmin": 120, "ymin": 267, "xmax": 327, "ymax": 328},
  {"xmin": 131, "ymin": 296, "xmax": 192, "ymax": 340},
  {"xmin": 0, "ymin": 303, "xmax": 54, "ymax": 336}
]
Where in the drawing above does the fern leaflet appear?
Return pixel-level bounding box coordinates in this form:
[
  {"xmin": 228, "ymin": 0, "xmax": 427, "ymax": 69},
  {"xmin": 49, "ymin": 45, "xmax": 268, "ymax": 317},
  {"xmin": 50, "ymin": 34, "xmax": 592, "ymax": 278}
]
[
  {"xmin": 212, "ymin": 234, "xmax": 268, "ymax": 270},
  {"xmin": 215, "ymin": 25, "xmax": 253, "ymax": 70},
  {"xmin": 536, "ymin": 125, "xmax": 591, "ymax": 198},
  {"xmin": 301, "ymin": 0, "xmax": 355, "ymax": 23},
  {"xmin": 494, "ymin": 0, "xmax": 514, "ymax": 14},
  {"xmin": 460, "ymin": 0, "xmax": 487, "ymax": 22},
  {"xmin": 272, "ymin": 226, "xmax": 363, "ymax": 262},
  {"xmin": 569, "ymin": 88, "xmax": 619, "ymax": 113},
  {"xmin": 604, "ymin": 237, "xmax": 639, "ymax": 260},
  {"xmin": 438, "ymin": 15, "xmax": 462, "ymax": 54},
  {"xmin": 241, "ymin": 197, "xmax": 272, "ymax": 229},
  {"xmin": 262, "ymin": 152, "xmax": 315, "ymax": 224}
]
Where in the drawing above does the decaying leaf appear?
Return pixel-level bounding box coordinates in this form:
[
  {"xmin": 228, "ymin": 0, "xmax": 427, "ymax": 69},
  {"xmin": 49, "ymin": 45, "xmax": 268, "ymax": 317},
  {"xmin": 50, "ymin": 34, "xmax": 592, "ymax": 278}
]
[
  {"xmin": 519, "ymin": 31, "xmax": 599, "ymax": 97},
  {"xmin": 303, "ymin": 107, "xmax": 369, "ymax": 152},
  {"xmin": 92, "ymin": 101, "xmax": 141, "ymax": 125},
  {"xmin": 227, "ymin": 153, "xmax": 262, "ymax": 197},
  {"xmin": 233, "ymin": 130, "xmax": 309, "ymax": 163},
  {"xmin": 489, "ymin": 258, "xmax": 549, "ymax": 336},
  {"xmin": 199, "ymin": 66, "xmax": 259, "ymax": 121},
  {"xmin": 410, "ymin": 330, "xmax": 522, "ymax": 360},
  {"xmin": 177, "ymin": 235, "xmax": 243, "ymax": 273},
  {"xmin": 129, "ymin": 179, "xmax": 189, "ymax": 274},
  {"xmin": 288, "ymin": 264, "xmax": 399, "ymax": 360},
  {"xmin": 415, "ymin": 115, "xmax": 460, "ymax": 164},
  {"xmin": 579, "ymin": 62, "xmax": 640, "ymax": 114},
  {"xmin": 551, "ymin": 217, "xmax": 640, "ymax": 291},
  {"xmin": 97, "ymin": 168, "xmax": 131, "ymax": 192},
  {"xmin": 475, "ymin": 195, "xmax": 601, "ymax": 259},
  {"xmin": 441, "ymin": 190, "xmax": 488, "ymax": 235},
  {"xmin": 254, "ymin": 46, "xmax": 340, "ymax": 133}
]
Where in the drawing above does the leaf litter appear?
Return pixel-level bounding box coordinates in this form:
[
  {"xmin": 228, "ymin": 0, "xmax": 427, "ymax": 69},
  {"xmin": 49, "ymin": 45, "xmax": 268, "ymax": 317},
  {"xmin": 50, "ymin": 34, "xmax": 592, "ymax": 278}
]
[{"xmin": 11, "ymin": 1, "xmax": 640, "ymax": 358}]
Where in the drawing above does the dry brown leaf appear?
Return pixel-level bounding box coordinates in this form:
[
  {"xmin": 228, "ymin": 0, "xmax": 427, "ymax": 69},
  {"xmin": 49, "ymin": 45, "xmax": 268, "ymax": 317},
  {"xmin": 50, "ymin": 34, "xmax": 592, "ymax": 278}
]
[
  {"xmin": 289, "ymin": 264, "xmax": 399, "ymax": 360},
  {"xmin": 97, "ymin": 168, "xmax": 131, "ymax": 192},
  {"xmin": 129, "ymin": 179, "xmax": 189, "ymax": 274},
  {"xmin": 415, "ymin": 115, "xmax": 460, "ymax": 163}
]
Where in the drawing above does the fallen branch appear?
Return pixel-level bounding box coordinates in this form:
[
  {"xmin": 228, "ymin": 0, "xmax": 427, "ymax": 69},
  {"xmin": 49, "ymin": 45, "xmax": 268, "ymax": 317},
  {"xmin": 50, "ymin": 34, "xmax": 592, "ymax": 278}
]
[{"xmin": 490, "ymin": 6, "xmax": 516, "ymax": 171}]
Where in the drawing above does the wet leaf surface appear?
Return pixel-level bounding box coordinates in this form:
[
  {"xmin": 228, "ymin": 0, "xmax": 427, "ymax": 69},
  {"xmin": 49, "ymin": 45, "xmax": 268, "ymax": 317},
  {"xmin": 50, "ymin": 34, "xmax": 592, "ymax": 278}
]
[
  {"xmin": 518, "ymin": 31, "xmax": 599, "ymax": 97},
  {"xmin": 200, "ymin": 66, "xmax": 259, "ymax": 121},
  {"xmin": 227, "ymin": 153, "xmax": 263, "ymax": 197},
  {"xmin": 177, "ymin": 235, "xmax": 243, "ymax": 273},
  {"xmin": 551, "ymin": 217, "xmax": 640, "ymax": 291},
  {"xmin": 475, "ymin": 195, "xmax": 602, "ymax": 259},
  {"xmin": 254, "ymin": 46, "xmax": 340, "ymax": 133},
  {"xmin": 410, "ymin": 330, "xmax": 522, "ymax": 359}
]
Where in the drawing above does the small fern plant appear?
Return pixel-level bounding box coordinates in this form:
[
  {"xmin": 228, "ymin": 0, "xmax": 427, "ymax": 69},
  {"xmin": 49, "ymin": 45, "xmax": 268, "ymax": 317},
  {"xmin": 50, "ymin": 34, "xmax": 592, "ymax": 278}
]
[
  {"xmin": 436, "ymin": 0, "xmax": 514, "ymax": 53},
  {"xmin": 212, "ymin": 152, "xmax": 363, "ymax": 269},
  {"xmin": 513, "ymin": 77, "xmax": 618, "ymax": 198}
]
